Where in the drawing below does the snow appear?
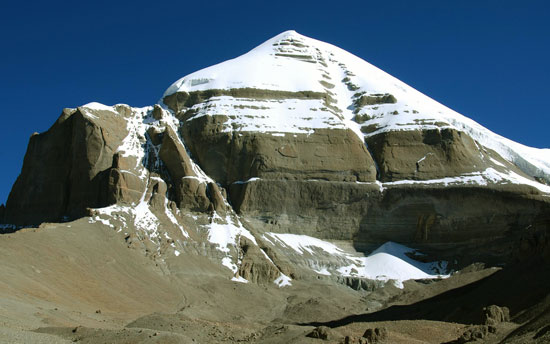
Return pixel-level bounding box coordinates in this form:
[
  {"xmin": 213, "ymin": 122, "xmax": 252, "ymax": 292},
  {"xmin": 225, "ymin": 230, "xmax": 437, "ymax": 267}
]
[
  {"xmin": 174, "ymin": 250, "xmax": 181, "ymax": 257},
  {"xmin": 336, "ymin": 242, "xmax": 448, "ymax": 289},
  {"xmin": 163, "ymin": 30, "xmax": 327, "ymax": 96},
  {"xmin": 264, "ymin": 232, "xmax": 345, "ymax": 255},
  {"xmin": 312, "ymin": 266, "xmax": 331, "ymax": 276},
  {"xmin": 232, "ymin": 177, "xmax": 261, "ymax": 185},
  {"xmin": 207, "ymin": 213, "xmax": 257, "ymax": 253},
  {"xmin": 184, "ymin": 96, "xmax": 346, "ymax": 135},
  {"xmin": 263, "ymin": 232, "xmax": 447, "ymax": 288},
  {"xmin": 417, "ymin": 153, "xmax": 434, "ymax": 164},
  {"xmin": 231, "ymin": 276, "xmax": 249, "ymax": 283},
  {"xmin": 164, "ymin": 197, "xmax": 189, "ymax": 238},
  {"xmin": 222, "ymin": 257, "xmax": 238, "ymax": 273},
  {"xmin": 382, "ymin": 167, "xmax": 550, "ymax": 194},
  {"xmin": 81, "ymin": 102, "xmax": 118, "ymax": 113},
  {"xmin": 132, "ymin": 201, "xmax": 160, "ymax": 238},
  {"xmin": 88, "ymin": 216, "xmax": 115, "ymax": 228},
  {"xmin": 274, "ymin": 273, "xmax": 292, "ymax": 287}
]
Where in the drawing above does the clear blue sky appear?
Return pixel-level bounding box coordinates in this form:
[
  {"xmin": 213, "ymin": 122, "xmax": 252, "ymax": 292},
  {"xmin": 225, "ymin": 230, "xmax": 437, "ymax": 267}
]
[{"xmin": 1, "ymin": 0, "xmax": 549, "ymax": 204}]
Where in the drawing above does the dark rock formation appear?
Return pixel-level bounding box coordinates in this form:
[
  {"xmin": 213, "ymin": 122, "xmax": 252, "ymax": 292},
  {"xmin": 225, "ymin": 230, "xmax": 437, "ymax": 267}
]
[
  {"xmin": 482, "ymin": 305, "xmax": 510, "ymax": 325},
  {"xmin": 447, "ymin": 325, "xmax": 497, "ymax": 343},
  {"xmin": 306, "ymin": 326, "xmax": 335, "ymax": 340},
  {"xmin": 362, "ymin": 327, "xmax": 387, "ymax": 343}
]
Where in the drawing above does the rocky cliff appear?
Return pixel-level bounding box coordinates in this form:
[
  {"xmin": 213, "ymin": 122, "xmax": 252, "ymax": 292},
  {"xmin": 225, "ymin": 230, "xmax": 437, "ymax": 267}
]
[{"xmin": 2, "ymin": 30, "xmax": 550, "ymax": 288}]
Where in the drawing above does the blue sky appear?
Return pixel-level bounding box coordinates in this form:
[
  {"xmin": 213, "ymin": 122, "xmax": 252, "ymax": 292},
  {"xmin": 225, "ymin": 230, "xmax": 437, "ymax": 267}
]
[{"xmin": 1, "ymin": 0, "xmax": 549, "ymax": 204}]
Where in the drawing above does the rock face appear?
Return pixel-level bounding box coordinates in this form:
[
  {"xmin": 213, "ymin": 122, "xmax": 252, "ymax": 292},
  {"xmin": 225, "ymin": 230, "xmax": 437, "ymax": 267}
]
[
  {"xmin": 3, "ymin": 30, "xmax": 550, "ymax": 287},
  {"xmin": 366, "ymin": 128, "xmax": 503, "ymax": 182},
  {"xmin": 5, "ymin": 105, "xmax": 132, "ymax": 225}
]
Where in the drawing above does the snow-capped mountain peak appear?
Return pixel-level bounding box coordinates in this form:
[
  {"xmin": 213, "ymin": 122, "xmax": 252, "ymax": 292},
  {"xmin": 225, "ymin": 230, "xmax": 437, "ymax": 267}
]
[{"xmin": 162, "ymin": 30, "xmax": 550, "ymax": 186}]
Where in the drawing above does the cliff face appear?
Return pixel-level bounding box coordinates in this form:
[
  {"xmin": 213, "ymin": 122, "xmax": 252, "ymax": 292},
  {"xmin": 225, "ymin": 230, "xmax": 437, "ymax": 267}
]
[
  {"xmin": 5, "ymin": 106, "xmax": 130, "ymax": 224},
  {"xmin": 3, "ymin": 30, "xmax": 550, "ymax": 287}
]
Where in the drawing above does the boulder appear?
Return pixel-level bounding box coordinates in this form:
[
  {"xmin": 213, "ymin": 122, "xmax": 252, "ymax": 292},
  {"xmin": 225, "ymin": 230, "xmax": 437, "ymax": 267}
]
[
  {"xmin": 306, "ymin": 326, "xmax": 335, "ymax": 340},
  {"xmin": 450, "ymin": 325, "xmax": 496, "ymax": 343},
  {"xmin": 482, "ymin": 305, "xmax": 510, "ymax": 325},
  {"xmin": 362, "ymin": 327, "xmax": 387, "ymax": 343}
]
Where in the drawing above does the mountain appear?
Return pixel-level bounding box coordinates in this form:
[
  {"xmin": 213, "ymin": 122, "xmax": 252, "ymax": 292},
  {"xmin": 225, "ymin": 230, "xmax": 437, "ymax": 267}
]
[{"xmin": 1, "ymin": 30, "xmax": 550, "ymax": 343}]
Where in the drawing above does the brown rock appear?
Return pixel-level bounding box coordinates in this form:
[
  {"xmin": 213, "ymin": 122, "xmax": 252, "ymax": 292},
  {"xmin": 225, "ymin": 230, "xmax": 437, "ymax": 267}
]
[
  {"xmin": 148, "ymin": 177, "xmax": 168, "ymax": 211},
  {"xmin": 181, "ymin": 115, "xmax": 377, "ymax": 185},
  {"xmin": 107, "ymin": 168, "xmax": 144, "ymax": 205},
  {"xmin": 158, "ymin": 126, "xmax": 196, "ymax": 180},
  {"xmin": 362, "ymin": 327, "xmax": 387, "ymax": 343},
  {"xmin": 158, "ymin": 126, "xmax": 212, "ymax": 211},
  {"xmin": 237, "ymin": 237, "xmax": 280, "ymax": 284},
  {"xmin": 452, "ymin": 325, "xmax": 496, "ymax": 343},
  {"xmin": 5, "ymin": 106, "xmax": 130, "ymax": 225},
  {"xmin": 177, "ymin": 177, "xmax": 211, "ymax": 212},
  {"xmin": 207, "ymin": 182, "xmax": 227, "ymax": 213},
  {"xmin": 152, "ymin": 104, "xmax": 164, "ymax": 120},
  {"xmin": 366, "ymin": 128, "xmax": 508, "ymax": 182},
  {"xmin": 306, "ymin": 326, "xmax": 334, "ymax": 340},
  {"xmin": 482, "ymin": 305, "xmax": 510, "ymax": 325}
]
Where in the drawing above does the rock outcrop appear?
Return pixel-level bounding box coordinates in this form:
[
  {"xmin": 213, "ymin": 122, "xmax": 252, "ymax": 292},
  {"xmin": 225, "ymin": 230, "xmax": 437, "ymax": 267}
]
[
  {"xmin": 365, "ymin": 128, "xmax": 510, "ymax": 182},
  {"xmin": 482, "ymin": 305, "xmax": 510, "ymax": 325},
  {"xmin": 5, "ymin": 105, "xmax": 132, "ymax": 225}
]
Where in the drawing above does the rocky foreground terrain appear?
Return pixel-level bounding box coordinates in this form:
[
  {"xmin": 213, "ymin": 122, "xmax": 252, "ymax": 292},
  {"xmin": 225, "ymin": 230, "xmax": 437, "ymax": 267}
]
[{"xmin": 1, "ymin": 31, "xmax": 550, "ymax": 343}]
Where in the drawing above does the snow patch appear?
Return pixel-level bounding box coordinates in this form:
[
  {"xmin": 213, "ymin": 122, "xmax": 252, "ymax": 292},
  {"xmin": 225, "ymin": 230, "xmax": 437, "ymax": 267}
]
[
  {"xmin": 232, "ymin": 177, "xmax": 261, "ymax": 185},
  {"xmin": 207, "ymin": 213, "xmax": 257, "ymax": 253},
  {"xmin": 231, "ymin": 276, "xmax": 249, "ymax": 283},
  {"xmin": 274, "ymin": 273, "xmax": 292, "ymax": 287},
  {"xmin": 264, "ymin": 232, "xmax": 448, "ymax": 288},
  {"xmin": 264, "ymin": 232, "xmax": 345, "ymax": 255}
]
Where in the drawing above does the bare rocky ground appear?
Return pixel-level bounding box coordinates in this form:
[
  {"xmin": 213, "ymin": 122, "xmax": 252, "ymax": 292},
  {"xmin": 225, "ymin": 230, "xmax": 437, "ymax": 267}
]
[{"xmin": 1, "ymin": 219, "xmax": 549, "ymax": 344}]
